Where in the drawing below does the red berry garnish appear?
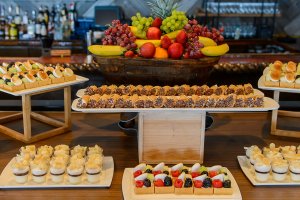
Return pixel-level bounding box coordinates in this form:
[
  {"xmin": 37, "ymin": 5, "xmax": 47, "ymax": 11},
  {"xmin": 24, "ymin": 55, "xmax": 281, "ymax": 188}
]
[
  {"xmin": 133, "ymin": 170, "xmax": 142, "ymax": 178},
  {"xmin": 154, "ymin": 179, "xmax": 164, "ymax": 187},
  {"xmin": 171, "ymin": 170, "xmax": 181, "ymax": 177},
  {"xmin": 209, "ymin": 171, "xmax": 218, "ymax": 178},
  {"xmin": 212, "ymin": 179, "xmax": 223, "ymax": 188},
  {"xmin": 135, "ymin": 180, "xmax": 144, "ymax": 188},
  {"xmin": 194, "ymin": 180, "xmax": 203, "ymax": 188},
  {"xmin": 174, "ymin": 178, "xmax": 183, "ymax": 188}
]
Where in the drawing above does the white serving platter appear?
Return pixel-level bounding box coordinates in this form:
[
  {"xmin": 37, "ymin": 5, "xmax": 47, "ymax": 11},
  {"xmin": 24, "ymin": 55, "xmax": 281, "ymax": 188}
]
[
  {"xmin": 258, "ymin": 69, "xmax": 300, "ymax": 93},
  {"xmin": 71, "ymin": 97, "xmax": 279, "ymax": 113},
  {"xmin": 0, "ymin": 75, "xmax": 89, "ymax": 96},
  {"xmin": 237, "ymin": 156, "xmax": 300, "ymax": 186},
  {"xmin": 75, "ymin": 89, "xmax": 265, "ymax": 98},
  {"xmin": 0, "ymin": 156, "xmax": 114, "ymax": 189},
  {"xmin": 122, "ymin": 168, "xmax": 242, "ymax": 200}
]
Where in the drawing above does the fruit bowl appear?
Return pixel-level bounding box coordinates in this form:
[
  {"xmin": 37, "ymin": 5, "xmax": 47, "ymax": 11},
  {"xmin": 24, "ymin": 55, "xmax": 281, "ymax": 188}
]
[{"xmin": 93, "ymin": 55, "xmax": 219, "ymax": 85}]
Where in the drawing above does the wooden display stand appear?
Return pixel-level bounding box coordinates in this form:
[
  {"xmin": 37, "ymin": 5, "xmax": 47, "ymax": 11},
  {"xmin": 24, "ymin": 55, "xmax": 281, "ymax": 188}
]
[
  {"xmin": 72, "ymin": 95, "xmax": 279, "ymax": 164},
  {"xmin": 271, "ymin": 90, "xmax": 300, "ymax": 138},
  {"xmin": 258, "ymin": 75, "xmax": 300, "ymax": 138},
  {"xmin": 0, "ymin": 87, "xmax": 71, "ymax": 143},
  {"xmin": 0, "ymin": 76, "xmax": 88, "ymax": 143}
]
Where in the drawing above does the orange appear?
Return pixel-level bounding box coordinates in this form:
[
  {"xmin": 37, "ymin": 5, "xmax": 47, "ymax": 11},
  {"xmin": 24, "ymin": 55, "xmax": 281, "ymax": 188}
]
[{"xmin": 154, "ymin": 47, "xmax": 168, "ymax": 59}]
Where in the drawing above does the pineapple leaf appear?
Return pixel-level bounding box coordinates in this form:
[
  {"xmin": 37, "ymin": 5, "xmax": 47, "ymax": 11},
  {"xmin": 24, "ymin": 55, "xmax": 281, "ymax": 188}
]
[{"xmin": 147, "ymin": 0, "xmax": 180, "ymax": 18}]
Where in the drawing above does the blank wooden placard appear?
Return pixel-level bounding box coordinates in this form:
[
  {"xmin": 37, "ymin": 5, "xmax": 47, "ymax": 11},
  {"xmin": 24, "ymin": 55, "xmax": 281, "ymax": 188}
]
[{"xmin": 138, "ymin": 111, "xmax": 206, "ymax": 164}]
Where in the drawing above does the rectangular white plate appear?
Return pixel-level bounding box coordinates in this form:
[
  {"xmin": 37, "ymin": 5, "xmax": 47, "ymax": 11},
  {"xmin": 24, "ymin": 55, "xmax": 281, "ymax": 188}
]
[
  {"xmin": 0, "ymin": 75, "xmax": 89, "ymax": 96},
  {"xmin": 76, "ymin": 89, "xmax": 265, "ymax": 98},
  {"xmin": 258, "ymin": 68, "xmax": 300, "ymax": 93},
  {"xmin": 237, "ymin": 156, "xmax": 300, "ymax": 186},
  {"xmin": 122, "ymin": 168, "xmax": 242, "ymax": 200},
  {"xmin": 72, "ymin": 97, "xmax": 279, "ymax": 113},
  {"xmin": 0, "ymin": 156, "xmax": 114, "ymax": 189}
]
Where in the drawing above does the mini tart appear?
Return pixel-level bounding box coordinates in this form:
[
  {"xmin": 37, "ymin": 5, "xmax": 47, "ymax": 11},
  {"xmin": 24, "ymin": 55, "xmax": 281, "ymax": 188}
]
[
  {"xmin": 0, "ymin": 66, "xmax": 8, "ymax": 74},
  {"xmin": 280, "ymin": 73, "xmax": 295, "ymax": 88},
  {"xmin": 23, "ymin": 60, "xmax": 33, "ymax": 71},
  {"xmin": 51, "ymin": 69, "xmax": 65, "ymax": 84},
  {"xmin": 154, "ymin": 174, "xmax": 174, "ymax": 194},
  {"xmin": 63, "ymin": 68, "xmax": 76, "ymax": 82},
  {"xmin": 37, "ymin": 71, "xmax": 51, "ymax": 87},
  {"xmin": 273, "ymin": 60, "xmax": 283, "ymax": 71},
  {"xmin": 3, "ymin": 76, "xmax": 25, "ymax": 92},
  {"xmin": 134, "ymin": 184, "xmax": 154, "ymax": 194},
  {"xmin": 294, "ymin": 77, "xmax": 300, "ymax": 89},
  {"xmin": 174, "ymin": 174, "xmax": 193, "ymax": 195},
  {"xmin": 286, "ymin": 61, "xmax": 297, "ymax": 72},
  {"xmin": 24, "ymin": 74, "xmax": 38, "ymax": 89},
  {"xmin": 265, "ymin": 71, "xmax": 280, "ymax": 87}
]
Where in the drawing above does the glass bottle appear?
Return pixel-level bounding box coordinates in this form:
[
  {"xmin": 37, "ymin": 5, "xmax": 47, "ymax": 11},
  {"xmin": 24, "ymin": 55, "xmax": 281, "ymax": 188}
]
[{"xmin": 0, "ymin": 5, "xmax": 6, "ymax": 39}]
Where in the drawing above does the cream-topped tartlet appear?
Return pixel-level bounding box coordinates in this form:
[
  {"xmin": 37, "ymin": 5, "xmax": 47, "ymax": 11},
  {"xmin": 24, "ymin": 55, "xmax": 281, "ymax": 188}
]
[
  {"xmin": 50, "ymin": 160, "xmax": 66, "ymax": 183},
  {"xmin": 289, "ymin": 160, "xmax": 300, "ymax": 182},
  {"xmin": 12, "ymin": 160, "xmax": 30, "ymax": 184},
  {"xmin": 67, "ymin": 162, "xmax": 84, "ymax": 184},
  {"xmin": 85, "ymin": 160, "xmax": 102, "ymax": 183},
  {"xmin": 271, "ymin": 159, "xmax": 288, "ymax": 182},
  {"xmin": 254, "ymin": 158, "xmax": 271, "ymax": 182},
  {"xmin": 30, "ymin": 159, "xmax": 48, "ymax": 183}
]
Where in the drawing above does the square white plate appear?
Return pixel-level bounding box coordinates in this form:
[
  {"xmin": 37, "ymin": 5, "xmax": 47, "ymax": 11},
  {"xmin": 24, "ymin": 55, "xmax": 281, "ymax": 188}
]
[
  {"xmin": 0, "ymin": 156, "xmax": 114, "ymax": 188},
  {"xmin": 237, "ymin": 155, "xmax": 300, "ymax": 186},
  {"xmin": 122, "ymin": 168, "xmax": 242, "ymax": 200}
]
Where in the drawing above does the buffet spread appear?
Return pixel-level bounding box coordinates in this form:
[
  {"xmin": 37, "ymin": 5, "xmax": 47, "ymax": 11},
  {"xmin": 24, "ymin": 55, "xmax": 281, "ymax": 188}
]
[{"xmin": 1, "ymin": 1, "xmax": 300, "ymax": 199}]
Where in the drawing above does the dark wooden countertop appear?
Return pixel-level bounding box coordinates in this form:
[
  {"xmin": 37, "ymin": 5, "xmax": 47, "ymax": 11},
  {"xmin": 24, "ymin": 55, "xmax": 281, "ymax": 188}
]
[
  {"xmin": 1, "ymin": 53, "xmax": 300, "ymax": 64},
  {"xmin": 0, "ymin": 112, "xmax": 299, "ymax": 200}
]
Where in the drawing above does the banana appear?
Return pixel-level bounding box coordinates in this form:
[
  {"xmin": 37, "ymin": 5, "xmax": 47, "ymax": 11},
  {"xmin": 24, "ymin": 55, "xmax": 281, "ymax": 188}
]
[
  {"xmin": 198, "ymin": 36, "xmax": 217, "ymax": 47},
  {"xmin": 135, "ymin": 39, "xmax": 161, "ymax": 48},
  {"xmin": 201, "ymin": 43, "xmax": 229, "ymax": 56},
  {"xmin": 129, "ymin": 26, "xmax": 146, "ymax": 39},
  {"xmin": 161, "ymin": 30, "xmax": 182, "ymax": 39},
  {"xmin": 88, "ymin": 45, "xmax": 126, "ymax": 56}
]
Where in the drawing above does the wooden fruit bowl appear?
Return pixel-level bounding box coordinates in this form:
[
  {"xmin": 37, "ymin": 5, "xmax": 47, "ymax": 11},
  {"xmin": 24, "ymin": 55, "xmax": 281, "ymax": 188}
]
[{"xmin": 93, "ymin": 55, "xmax": 220, "ymax": 85}]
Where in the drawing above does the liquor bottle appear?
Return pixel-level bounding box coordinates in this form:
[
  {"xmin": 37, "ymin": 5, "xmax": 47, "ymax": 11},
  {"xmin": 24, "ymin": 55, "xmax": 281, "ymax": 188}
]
[
  {"xmin": 27, "ymin": 11, "xmax": 36, "ymax": 39},
  {"xmin": 14, "ymin": 5, "xmax": 22, "ymax": 25},
  {"xmin": 5, "ymin": 5, "xmax": 13, "ymax": 39},
  {"xmin": 44, "ymin": 6, "xmax": 49, "ymax": 25},
  {"xmin": 54, "ymin": 4, "xmax": 62, "ymax": 40},
  {"xmin": 40, "ymin": 20, "xmax": 47, "ymax": 38},
  {"xmin": 35, "ymin": 9, "xmax": 41, "ymax": 38},
  {"xmin": 9, "ymin": 22, "xmax": 18, "ymax": 40},
  {"xmin": 0, "ymin": 5, "xmax": 6, "ymax": 39},
  {"xmin": 68, "ymin": 2, "xmax": 77, "ymax": 34},
  {"xmin": 47, "ymin": 5, "xmax": 55, "ymax": 38},
  {"xmin": 19, "ymin": 11, "xmax": 29, "ymax": 39}
]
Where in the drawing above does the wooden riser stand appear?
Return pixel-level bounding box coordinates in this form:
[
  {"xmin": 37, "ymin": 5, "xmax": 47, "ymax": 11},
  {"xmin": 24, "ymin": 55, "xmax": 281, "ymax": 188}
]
[
  {"xmin": 0, "ymin": 86, "xmax": 72, "ymax": 143},
  {"xmin": 271, "ymin": 90, "xmax": 300, "ymax": 138}
]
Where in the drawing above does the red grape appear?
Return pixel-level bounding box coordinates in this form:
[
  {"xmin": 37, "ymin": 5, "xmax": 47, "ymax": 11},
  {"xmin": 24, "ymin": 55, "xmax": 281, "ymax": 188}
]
[{"xmin": 101, "ymin": 20, "xmax": 137, "ymax": 50}]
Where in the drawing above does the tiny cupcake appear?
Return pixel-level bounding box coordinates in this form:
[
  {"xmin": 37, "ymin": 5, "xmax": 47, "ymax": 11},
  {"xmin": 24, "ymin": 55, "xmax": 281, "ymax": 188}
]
[
  {"xmin": 271, "ymin": 159, "xmax": 288, "ymax": 182},
  {"xmin": 67, "ymin": 162, "xmax": 84, "ymax": 184},
  {"xmin": 50, "ymin": 160, "xmax": 66, "ymax": 183},
  {"xmin": 289, "ymin": 160, "xmax": 300, "ymax": 182},
  {"xmin": 254, "ymin": 158, "xmax": 271, "ymax": 182},
  {"xmin": 54, "ymin": 144, "xmax": 70, "ymax": 153},
  {"xmin": 245, "ymin": 145, "xmax": 261, "ymax": 166},
  {"xmin": 30, "ymin": 159, "xmax": 49, "ymax": 183},
  {"xmin": 12, "ymin": 160, "xmax": 30, "ymax": 184},
  {"xmin": 85, "ymin": 160, "xmax": 102, "ymax": 183},
  {"xmin": 20, "ymin": 145, "xmax": 36, "ymax": 159}
]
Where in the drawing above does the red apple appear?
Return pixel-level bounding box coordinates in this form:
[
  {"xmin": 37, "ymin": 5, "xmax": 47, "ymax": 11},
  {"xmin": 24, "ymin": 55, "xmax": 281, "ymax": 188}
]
[
  {"xmin": 140, "ymin": 42, "xmax": 156, "ymax": 58},
  {"xmin": 168, "ymin": 43, "xmax": 184, "ymax": 59},
  {"xmin": 146, "ymin": 27, "xmax": 162, "ymax": 40},
  {"xmin": 152, "ymin": 17, "xmax": 163, "ymax": 28},
  {"xmin": 175, "ymin": 30, "xmax": 187, "ymax": 44},
  {"xmin": 161, "ymin": 36, "xmax": 172, "ymax": 49}
]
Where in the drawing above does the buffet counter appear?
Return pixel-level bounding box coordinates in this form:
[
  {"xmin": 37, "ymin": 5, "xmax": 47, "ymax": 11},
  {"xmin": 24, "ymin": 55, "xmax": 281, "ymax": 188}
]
[{"xmin": 0, "ymin": 112, "xmax": 299, "ymax": 200}]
